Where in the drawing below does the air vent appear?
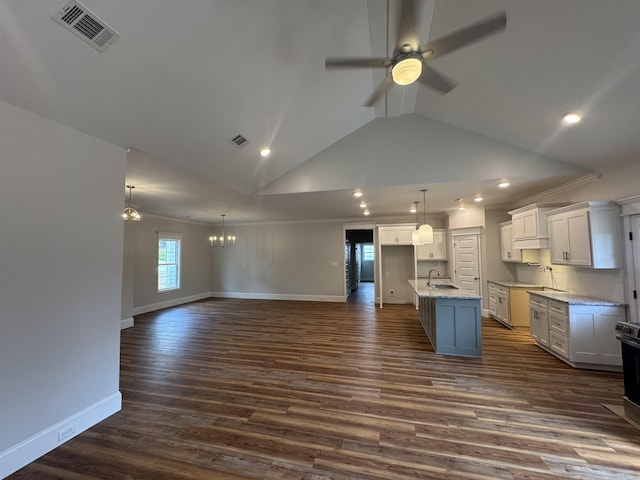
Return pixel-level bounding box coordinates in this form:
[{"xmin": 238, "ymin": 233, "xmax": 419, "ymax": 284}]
[
  {"xmin": 52, "ymin": 0, "xmax": 120, "ymax": 52},
  {"xmin": 229, "ymin": 134, "xmax": 251, "ymax": 149}
]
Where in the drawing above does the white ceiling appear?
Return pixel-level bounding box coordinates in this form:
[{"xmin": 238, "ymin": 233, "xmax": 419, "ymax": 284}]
[{"xmin": 1, "ymin": 0, "xmax": 639, "ymax": 225}]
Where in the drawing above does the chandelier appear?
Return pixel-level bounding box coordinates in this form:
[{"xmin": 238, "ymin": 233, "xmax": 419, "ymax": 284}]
[
  {"xmin": 122, "ymin": 185, "xmax": 141, "ymax": 221},
  {"xmin": 209, "ymin": 214, "xmax": 236, "ymax": 247}
]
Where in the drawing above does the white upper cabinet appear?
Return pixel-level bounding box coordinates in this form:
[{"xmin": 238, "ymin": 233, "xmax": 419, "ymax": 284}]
[
  {"xmin": 508, "ymin": 204, "xmax": 565, "ymax": 249},
  {"xmin": 546, "ymin": 201, "xmax": 622, "ymax": 268},
  {"xmin": 378, "ymin": 224, "xmax": 416, "ymax": 245},
  {"xmin": 499, "ymin": 222, "xmax": 522, "ymax": 262},
  {"xmin": 416, "ymin": 230, "xmax": 447, "ymax": 260},
  {"xmin": 499, "ymin": 221, "xmax": 539, "ymax": 263}
]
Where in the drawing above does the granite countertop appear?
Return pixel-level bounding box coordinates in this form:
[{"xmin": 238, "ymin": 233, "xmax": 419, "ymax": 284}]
[
  {"xmin": 408, "ymin": 280, "xmax": 482, "ymax": 299},
  {"xmin": 527, "ymin": 290, "xmax": 626, "ymax": 307},
  {"xmin": 489, "ymin": 280, "xmax": 545, "ymax": 288}
]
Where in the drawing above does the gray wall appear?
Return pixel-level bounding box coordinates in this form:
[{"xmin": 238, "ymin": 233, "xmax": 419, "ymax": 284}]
[
  {"xmin": 211, "ymin": 222, "xmax": 345, "ymax": 300},
  {"xmin": 0, "ymin": 100, "xmax": 125, "ymax": 471},
  {"xmin": 127, "ymin": 216, "xmax": 212, "ymax": 312}
]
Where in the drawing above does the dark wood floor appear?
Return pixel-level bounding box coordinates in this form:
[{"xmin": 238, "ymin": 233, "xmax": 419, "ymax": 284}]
[{"xmin": 9, "ymin": 298, "xmax": 640, "ymax": 479}]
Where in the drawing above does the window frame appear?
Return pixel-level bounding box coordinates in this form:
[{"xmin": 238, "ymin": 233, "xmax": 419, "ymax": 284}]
[{"xmin": 157, "ymin": 231, "xmax": 182, "ymax": 292}]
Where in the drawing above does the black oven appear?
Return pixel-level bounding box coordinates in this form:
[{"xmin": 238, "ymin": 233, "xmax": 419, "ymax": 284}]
[{"xmin": 616, "ymin": 322, "xmax": 640, "ymax": 424}]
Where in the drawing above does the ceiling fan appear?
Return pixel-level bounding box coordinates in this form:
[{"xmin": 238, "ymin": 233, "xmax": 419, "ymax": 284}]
[{"xmin": 325, "ymin": 0, "xmax": 507, "ymax": 106}]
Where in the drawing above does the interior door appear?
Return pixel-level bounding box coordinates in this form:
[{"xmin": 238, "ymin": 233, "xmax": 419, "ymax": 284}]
[
  {"xmin": 453, "ymin": 234, "xmax": 480, "ymax": 295},
  {"xmin": 631, "ymin": 215, "xmax": 640, "ymax": 321}
]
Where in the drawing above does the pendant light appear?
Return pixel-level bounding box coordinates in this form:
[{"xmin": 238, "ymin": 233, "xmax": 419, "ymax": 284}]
[
  {"xmin": 209, "ymin": 214, "xmax": 236, "ymax": 247},
  {"xmin": 122, "ymin": 185, "xmax": 141, "ymax": 221},
  {"xmin": 413, "ymin": 189, "xmax": 433, "ymax": 245}
]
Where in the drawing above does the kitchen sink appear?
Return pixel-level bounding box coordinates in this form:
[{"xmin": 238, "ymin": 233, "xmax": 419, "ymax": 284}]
[{"xmin": 431, "ymin": 284, "xmax": 459, "ymax": 289}]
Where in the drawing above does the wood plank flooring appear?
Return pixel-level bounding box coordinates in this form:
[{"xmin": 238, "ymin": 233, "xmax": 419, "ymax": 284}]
[{"xmin": 9, "ymin": 298, "xmax": 640, "ymax": 479}]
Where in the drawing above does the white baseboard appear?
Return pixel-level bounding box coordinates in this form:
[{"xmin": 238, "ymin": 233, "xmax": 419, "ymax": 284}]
[
  {"xmin": 210, "ymin": 291, "xmax": 346, "ymax": 303},
  {"xmin": 0, "ymin": 392, "xmax": 121, "ymax": 479},
  {"xmin": 132, "ymin": 292, "xmax": 211, "ymax": 315},
  {"xmin": 120, "ymin": 317, "xmax": 134, "ymax": 329}
]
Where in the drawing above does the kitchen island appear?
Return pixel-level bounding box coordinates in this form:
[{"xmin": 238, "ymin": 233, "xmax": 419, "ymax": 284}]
[{"xmin": 408, "ymin": 280, "xmax": 482, "ymax": 357}]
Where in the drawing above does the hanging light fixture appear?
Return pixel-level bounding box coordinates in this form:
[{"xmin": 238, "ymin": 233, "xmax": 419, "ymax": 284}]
[
  {"xmin": 209, "ymin": 214, "xmax": 236, "ymax": 247},
  {"xmin": 413, "ymin": 189, "xmax": 433, "ymax": 245},
  {"xmin": 122, "ymin": 185, "xmax": 141, "ymax": 221}
]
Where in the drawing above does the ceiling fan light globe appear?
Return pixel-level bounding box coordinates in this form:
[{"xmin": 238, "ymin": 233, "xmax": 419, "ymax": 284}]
[{"xmin": 392, "ymin": 57, "xmax": 422, "ymax": 85}]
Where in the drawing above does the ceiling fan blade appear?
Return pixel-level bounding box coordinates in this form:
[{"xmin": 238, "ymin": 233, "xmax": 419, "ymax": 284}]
[
  {"xmin": 364, "ymin": 74, "xmax": 395, "ymax": 107},
  {"xmin": 325, "ymin": 57, "xmax": 392, "ymax": 69},
  {"xmin": 417, "ymin": 65, "xmax": 457, "ymax": 94},
  {"xmin": 396, "ymin": 0, "xmax": 421, "ymax": 51},
  {"xmin": 421, "ymin": 11, "xmax": 506, "ymax": 60}
]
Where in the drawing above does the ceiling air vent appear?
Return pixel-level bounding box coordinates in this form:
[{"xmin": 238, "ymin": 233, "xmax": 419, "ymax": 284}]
[
  {"xmin": 229, "ymin": 134, "xmax": 251, "ymax": 149},
  {"xmin": 51, "ymin": 0, "xmax": 120, "ymax": 52}
]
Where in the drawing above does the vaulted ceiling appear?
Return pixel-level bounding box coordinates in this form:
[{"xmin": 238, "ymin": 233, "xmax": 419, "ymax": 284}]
[{"xmin": 1, "ymin": 1, "xmax": 639, "ymax": 224}]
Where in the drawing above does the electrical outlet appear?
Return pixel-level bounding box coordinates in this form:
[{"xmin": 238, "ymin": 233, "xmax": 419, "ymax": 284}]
[{"xmin": 57, "ymin": 424, "xmax": 76, "ymax": 443}]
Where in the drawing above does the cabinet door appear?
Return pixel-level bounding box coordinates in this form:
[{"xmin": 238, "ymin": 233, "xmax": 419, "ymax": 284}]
[
  {"xmin": 431, "ymin": 231, "xmax": 447, "ymax": 259},
  {"xmin": 379, "ymin": 228, "xmax": 398, "ymax": 245},
  {"xmin": 500, "ymin": 224, "xmax": 522, "ymax": 262},
  {"xmin": 548, "ymin": 215, "xmax": 568, "ymax": 264},
  {"xmin": 530, "ymin": 305, "xmax": 549, "ymax": 347},
  {"xmin": 393, "ymin": 227, "xmax": 415, "ymax": 245},
  {"xmin": 570, "ymin": 306, "xmax": 623, "ymax": 366},
  {"xmin": 513, "ymin": 210, "xmax": 538, "ymax": 239},
  {"xmin": 415, "ymin": 243, "xmax": 430, "ymax": 260},
  {"xmin": 488, "ymin": 283, "xmax": 497, "ymax": 316},
  {"xmin": 565, "ymin": 211, "xmax": 592, "ymax": 266},
  {"xmin": 496, "ymin": 293, "xmax": 509, "ymax": 324}
]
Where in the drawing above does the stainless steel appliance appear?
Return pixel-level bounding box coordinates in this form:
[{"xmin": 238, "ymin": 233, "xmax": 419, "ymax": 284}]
[{"xmin": 615, "ymin": 321, "xmax": 640, "ymax": 424}]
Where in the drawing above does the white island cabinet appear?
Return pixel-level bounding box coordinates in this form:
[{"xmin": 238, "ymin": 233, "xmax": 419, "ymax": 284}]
[
  {"xmin": 545, "ymin": 201, "xmax": 622, "ymax": 268},
  {"xmin": 528, "ymin": 291, "xmax": 625, "ymax": 371}
]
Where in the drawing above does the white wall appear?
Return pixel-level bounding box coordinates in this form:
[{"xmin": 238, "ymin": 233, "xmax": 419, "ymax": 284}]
[
  {"xmin": 0, "ymin": 100, "xmax": 125, "ymax": 476},
  {"xmin": 210, "ymin": 222, "xmax": 345, "ymax": 301},
  {"xmin": 127, "ymin": 216, "xmax": 212, "ymax": 314}
]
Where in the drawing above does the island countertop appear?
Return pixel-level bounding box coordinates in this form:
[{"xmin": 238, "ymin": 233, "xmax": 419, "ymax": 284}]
[{"xmin": 408, "ymin": 280, "xmax": 482, "ymax": 299}]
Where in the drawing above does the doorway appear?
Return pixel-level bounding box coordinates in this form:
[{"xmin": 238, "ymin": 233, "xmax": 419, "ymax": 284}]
[
  {"xmin": 345, "ymin": 228, "xmax": 375, "ymax": 304},
  {"xmin": 452, "ymin": 233, "xmax": 481, "ymax": 295}
]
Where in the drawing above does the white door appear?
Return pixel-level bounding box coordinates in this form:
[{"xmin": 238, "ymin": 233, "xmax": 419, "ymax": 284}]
[
  {"xmin": 631, "ymin": 215, "xmax": 640, "ymax": 321},
  {"xmin": 453, "ymin": 234, "xmax": 480, "ymax": 295}
]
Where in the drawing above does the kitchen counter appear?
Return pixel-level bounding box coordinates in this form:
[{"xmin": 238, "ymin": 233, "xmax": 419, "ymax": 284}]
[
  {"xmin": 408, "ymin": 280, "xmax": 482, "ymax": 357},
  {"xmin": 408, "ymin": 280, "xmax": 482, "ymax": 299},
  {"xmin": 489, "ymin": 280, "xmax": 545, "ymax": 288},
  {"xmin": 527, "ymin": 290, "xmax": 626, "ymax": 307}
]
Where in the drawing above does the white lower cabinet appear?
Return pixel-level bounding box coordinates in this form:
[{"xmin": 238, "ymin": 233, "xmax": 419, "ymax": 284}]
[
  {"xmin": 528, "ymin": 293, "xmax": 624, "ymax": 370},
  {"xmin": 529, "ymin": 295, "xmax": 549, "ymax": 347}
]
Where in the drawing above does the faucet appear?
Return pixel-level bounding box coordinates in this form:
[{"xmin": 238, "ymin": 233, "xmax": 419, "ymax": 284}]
[{"xmin": 427, "ymin": 268, "xmax": 440, "ymax": 286}]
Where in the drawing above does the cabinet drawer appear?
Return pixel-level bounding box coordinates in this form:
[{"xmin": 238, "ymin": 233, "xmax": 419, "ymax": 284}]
[
  {"xmin": 488, "ymin": 283, "xmax": 497, "ymax": 293},
  {"xmin": 549, "ymin": 300, "xmax": 568, "ymax": 316},
  {"xmin": 496, "ymin": 285, "xmax": 508, "ymax": 295},
  {"xmin": 529, "ymin": 295, "xmax": 548, "ymax": 309},
  {"xmin": 549, "ymin": 331, "xmax": 569, "ymax": 358},
  {"xmin": 549, "ymin": 312, "xmax": 569, "ymax": 335}
]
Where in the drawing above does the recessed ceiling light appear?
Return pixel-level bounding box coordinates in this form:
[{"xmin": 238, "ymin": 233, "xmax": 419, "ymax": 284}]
[
  {"xmin": 458, "ymin": 207, "xmax": 466, "ymax": 211},
  {"xmin": 562, "ymin": 112, "xmax": 582, "ymax": 124},
  {"xmin": 353, "ymin": 191, "xmax": 363, "ymax": 198},
  {"xmin": 259, "ymin": 147, "xmax": 271, "ymax": 157},
  {"xmin": 498, "ymin": 181, "xmax": 510, "ymax": 188},
  {"xmin": 360, "ymin": 202, "xmax": 367, "ymax": 209},
  {"xmin": 363, "ymin": 210, "xmax": 370, "ymax": 216},
  {"xmin": 474, "ymin": 196, "xmax": 483, "ymax": 202}
]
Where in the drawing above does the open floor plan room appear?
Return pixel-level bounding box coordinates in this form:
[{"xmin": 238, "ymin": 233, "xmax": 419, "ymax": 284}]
[{"xmin": 8, "ymin": 299, "xmax": 640, "ymax": 480}]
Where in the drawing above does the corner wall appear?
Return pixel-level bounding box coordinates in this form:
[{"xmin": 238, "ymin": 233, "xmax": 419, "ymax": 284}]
[{"xmin": 0, "ymin": 100, "xmax": 125, "ymax": 477}]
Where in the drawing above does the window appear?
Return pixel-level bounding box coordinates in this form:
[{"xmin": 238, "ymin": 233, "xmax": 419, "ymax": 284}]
[
  {"xmin": 362, "ymin": 243, "xmax": 374, "ymax": 261},
  {"xmin": 158, "ymin": 232, "xmax": 182, "ymax": 292}
]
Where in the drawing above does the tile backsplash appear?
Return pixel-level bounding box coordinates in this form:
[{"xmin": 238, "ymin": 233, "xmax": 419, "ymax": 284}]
[
  {"xmin": 515, "ymin": 249, "xmax": 625, "ymax": 302},
  {"xmin": 417, "ymin": 260, "xmax": 449, "ymax": 278}
]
